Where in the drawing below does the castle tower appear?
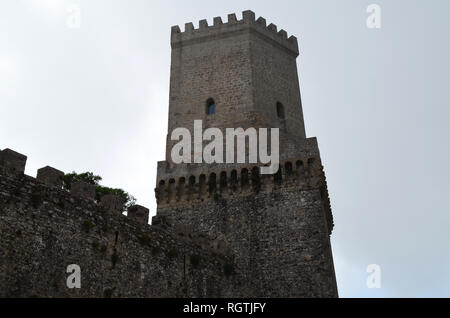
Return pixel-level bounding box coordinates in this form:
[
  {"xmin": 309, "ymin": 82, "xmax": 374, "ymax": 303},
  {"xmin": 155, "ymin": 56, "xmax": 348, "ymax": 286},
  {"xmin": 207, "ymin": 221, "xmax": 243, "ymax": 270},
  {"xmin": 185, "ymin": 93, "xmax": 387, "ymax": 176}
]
[{"xmin": 154, "ymin": 10, "xmax": 338, "ymax": 297}]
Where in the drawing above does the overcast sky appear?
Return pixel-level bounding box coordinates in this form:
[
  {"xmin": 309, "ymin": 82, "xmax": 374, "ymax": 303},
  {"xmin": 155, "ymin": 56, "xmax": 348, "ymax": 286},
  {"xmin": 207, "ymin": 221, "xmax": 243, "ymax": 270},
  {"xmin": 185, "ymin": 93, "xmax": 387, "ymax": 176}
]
[{"xmin": 1, "ymin": 0, "xmax": 449, "ymax": 297}]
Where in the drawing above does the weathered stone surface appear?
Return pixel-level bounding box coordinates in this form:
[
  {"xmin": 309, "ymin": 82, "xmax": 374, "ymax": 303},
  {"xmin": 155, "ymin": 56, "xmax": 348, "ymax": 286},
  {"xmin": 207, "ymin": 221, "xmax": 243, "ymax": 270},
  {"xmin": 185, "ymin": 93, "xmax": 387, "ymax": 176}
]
[
  {"xmin": 156, "ymin": 10, "xmax": 338, "ymax": 297},
  {"xmin": 100, "ymin": 194, "xmax": 126, "ymax": 213},
  {"xmin": 37, "ymin": 166, "xmax": 64, "ymax": 188},
  {"xmin": 0, "ymin": 171, "xmax": 249, "ymax": 297},
  {"xmin": 71, "ymin": 181, "xmax": 96, "ymax": 200},
  {"xmin": 127, "ymin": 205, "xmax": 149, "ymax": 225},
  {"xmin": 0, "ymin": 10, "xmax": 338, "ymax": 298},
  {"xmin": 0, "ymin": 148, "xmax": 27, "ymax": 176}
]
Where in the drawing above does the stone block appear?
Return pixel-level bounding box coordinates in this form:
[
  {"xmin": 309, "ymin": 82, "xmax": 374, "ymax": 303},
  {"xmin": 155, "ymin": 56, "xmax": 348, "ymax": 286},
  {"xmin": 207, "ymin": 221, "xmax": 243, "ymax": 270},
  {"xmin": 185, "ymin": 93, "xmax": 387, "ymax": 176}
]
[
  {"xmin": 100, "ymin": 194, "xmax": 125, "ymax": 213},
  {"xmin": 0, "ymin": 148, "xmax": 27, "ymax": 176},
  {"xmin": 127, "ymin": 205, "xmax": 149, "ymax": 225},
  {"xmin": 37, "ymin": 166, "xmax": 64, "ymax": 188}
]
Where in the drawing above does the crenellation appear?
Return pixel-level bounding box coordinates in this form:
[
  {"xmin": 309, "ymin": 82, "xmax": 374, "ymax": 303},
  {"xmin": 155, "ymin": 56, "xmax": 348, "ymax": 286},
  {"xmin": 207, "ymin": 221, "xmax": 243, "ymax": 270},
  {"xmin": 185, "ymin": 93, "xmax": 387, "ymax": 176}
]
[
  {"xmin": 185, "ymin": 22, "xmax": 194, "ymax": 33},
  {"xmin": 170, "ymin": 11, "xmax": 299, "ymax": 55},
  {"xmin": 199, "ymin": 19, "xmax": 208, "ymax": 29},
  {"xmin": 100, "ymin": 194, "xmax": 126, "ymax": 213},
  {"xmin": 288, "ymin": 35, "xmax": 298, "ymax": 47},
  {"xmin": 71, "ymin": 180, "xmax": 96, "ymax": 200},
  {"xmin": 154, "ymin": 156, "xmax": 330, "ymax": 210},
  {"xmin": 213, "ymin": 16, "xmax": 223, "ymax": 26},
  {"xmin": 242, "ymin": 10, "xmax": 255, "ymax": 23},
  {"xmin": 0, "ymin": 148, "xmax": 159, "ymax": 227},
  {"xmin": 256, "ymin": 16, "xmax": 266, "ymax": 27},
  {"xmin": 0, "ymin": 148, "xmax": 27, "ymax": 176},
  {"xmin": 36, "ymin": 166, "xmax": 64, "ymax": 188},
  {"xmin": 171, "ymin": 25, "xmax": 181, "ymax": 34},
  {"xmin": 127, "ymin": 205, "xmax": 150, "ymax": 225},
  {"xmin": 227, "ymin": 13, "xmax": 237, "ymax": 24},
  {"xmin": 267, "ymin": 23, "xmax": 277, "ymax": 32},
  {"xmin": 278, "ymin": 29, "xmax": 287, "ymax": 39}
]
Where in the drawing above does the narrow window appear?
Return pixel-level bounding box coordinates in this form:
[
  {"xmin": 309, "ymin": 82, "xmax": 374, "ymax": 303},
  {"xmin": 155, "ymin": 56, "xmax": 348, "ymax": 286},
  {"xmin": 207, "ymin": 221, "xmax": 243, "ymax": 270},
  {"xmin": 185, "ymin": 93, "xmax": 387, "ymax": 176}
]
[
  {"xmin": 208, "ymin": 173, "xmax": 217, "ymax": 194},
  {"xmin": 285, "ymin": 162, "xmax": 293, "ymax": 174},
  {"xmin": 230, "ymin": 170, "xmax": 238, "ymax": 186},
  {"xmin": 276, "ymin": 102, "xmax": 285, "ymax": 119},
  {"xmin": 241, "ymin": 168, "xmax": 249, "ymax": 188},
  {"xmin": 206, "ymin": 98, "xmax": 216, "ymax": 115},
  {"xmin": 114, "ymin": 231, "xmax": 119, "ymax": 246},
  {"xmin": 220, "ymin": 171, "xmax": 227, "ymax": 191}
]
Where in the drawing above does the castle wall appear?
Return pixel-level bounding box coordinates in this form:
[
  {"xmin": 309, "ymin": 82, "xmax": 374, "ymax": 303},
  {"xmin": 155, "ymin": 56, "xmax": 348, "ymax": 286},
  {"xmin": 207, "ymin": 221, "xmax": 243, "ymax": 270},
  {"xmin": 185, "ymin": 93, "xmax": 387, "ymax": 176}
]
[
  {"xmin": 0, "ymin": 10, "xmax": 339, "ymax": 299},
  {"xmin": 156, "ymin": 186, "xmax": 337, "ymax": 297},
  {"xmin": 154, "ymin": 149, "xmax": 337, "ymax": 297},
  {"xmin": 0, "ymin": 149, "xmax": 249, "ymax": 297}
]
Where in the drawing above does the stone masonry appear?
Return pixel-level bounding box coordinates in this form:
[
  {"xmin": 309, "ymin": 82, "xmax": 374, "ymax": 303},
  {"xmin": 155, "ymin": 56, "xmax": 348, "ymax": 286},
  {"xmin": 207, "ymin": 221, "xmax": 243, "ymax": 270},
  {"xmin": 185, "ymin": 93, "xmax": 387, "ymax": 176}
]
[
  {"xmin": 154, "ymin": 10, "xmax": 338, "ymax": 297},
  {"xmin": 0, "ymin": 10, "xmax": 338, "ymax": 298},
  {"xmin": 0, "ymin": 148, "xmax": 251, "ymax": 297}
]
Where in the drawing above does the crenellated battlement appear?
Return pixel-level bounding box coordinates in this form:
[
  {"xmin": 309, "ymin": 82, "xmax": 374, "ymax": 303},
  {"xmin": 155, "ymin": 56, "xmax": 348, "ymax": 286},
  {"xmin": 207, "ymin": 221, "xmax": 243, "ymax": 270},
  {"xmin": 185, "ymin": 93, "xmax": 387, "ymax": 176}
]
[
  {"xmin": 0, "ymin": 9, "xmax": 338, "ymax": 297},
  {"xmin": 156, "ymin": 156, "xmax": 323, "ymax": 201},
  {"xmin": 0, "ymin": 148, "xmax": 150, "ymax": 224},
  {"xmin": 0, "ymin": 147, "xmax": 240, "ymax": 253},
  {"xmin": 155, "ymin": 154, "xmax": 334, "ymax": 235},
  {"xmin": 171, "ymin": 10, "xmax": 299, "ymax": 56}
]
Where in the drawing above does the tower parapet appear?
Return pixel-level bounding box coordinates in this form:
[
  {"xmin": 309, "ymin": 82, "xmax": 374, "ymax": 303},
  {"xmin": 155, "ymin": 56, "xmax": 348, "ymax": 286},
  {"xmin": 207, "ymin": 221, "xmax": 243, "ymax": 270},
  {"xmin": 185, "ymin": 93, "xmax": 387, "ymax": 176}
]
[
  {"xmin": 171, "ymin": 10, "xmax": 299, "ymax": 56},
  {"xmin": 37, "ymin": 166, "xmax": 64, "ymax": 188}
]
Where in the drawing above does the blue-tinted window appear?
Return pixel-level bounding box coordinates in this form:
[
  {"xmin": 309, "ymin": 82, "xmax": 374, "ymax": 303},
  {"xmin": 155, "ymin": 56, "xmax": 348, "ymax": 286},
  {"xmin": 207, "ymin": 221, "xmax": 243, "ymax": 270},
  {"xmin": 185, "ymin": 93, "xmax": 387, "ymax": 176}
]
[
  {"xmin": 208, "ymin": 103, "xmax": 215, "ymax": 115},
  {"xmin": 206, "ymin": 98, "xmax": 215, "ymax": 115}
]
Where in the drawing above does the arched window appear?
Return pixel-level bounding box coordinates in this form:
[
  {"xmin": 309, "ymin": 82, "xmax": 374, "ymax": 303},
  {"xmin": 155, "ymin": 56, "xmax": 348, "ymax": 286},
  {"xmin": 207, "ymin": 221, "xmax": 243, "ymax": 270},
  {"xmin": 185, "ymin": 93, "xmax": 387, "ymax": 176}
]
[
  {"xmin": 206, "ymin": 98, "xmax": 216, "ymax": 115},
  {"xmin": 220, "ymin": 171, "xmax": 227, "ymax": 191},
  {"xmin": 230, "ymin": 170, "xmax": 238, "ymax": 186},
  {"xmin": 241, "ymin": 168, "xmax": 249, "ymax": 187},
  {"xmin": 276, "ymin": 102, "xmax": 285, "ymax": 119},
  {"xmin": 208, "ymin": 173, "xmax": 217, "ymax": 194}
]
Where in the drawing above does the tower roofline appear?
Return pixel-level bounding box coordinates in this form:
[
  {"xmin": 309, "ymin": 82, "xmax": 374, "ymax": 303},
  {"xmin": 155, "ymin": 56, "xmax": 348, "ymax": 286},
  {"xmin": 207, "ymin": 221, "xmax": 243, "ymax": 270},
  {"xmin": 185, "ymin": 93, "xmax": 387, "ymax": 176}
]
[{"xmin": 170, "ymin": 10, "xmax": 299, "ymax": 56}]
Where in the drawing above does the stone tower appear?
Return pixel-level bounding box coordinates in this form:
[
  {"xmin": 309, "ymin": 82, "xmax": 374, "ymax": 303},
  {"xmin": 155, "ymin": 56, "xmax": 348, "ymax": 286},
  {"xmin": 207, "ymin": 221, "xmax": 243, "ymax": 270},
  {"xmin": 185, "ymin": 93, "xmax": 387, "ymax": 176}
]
[{"xmin": 154, "ymin": 10, "xmax": 338, "ymax": 297}]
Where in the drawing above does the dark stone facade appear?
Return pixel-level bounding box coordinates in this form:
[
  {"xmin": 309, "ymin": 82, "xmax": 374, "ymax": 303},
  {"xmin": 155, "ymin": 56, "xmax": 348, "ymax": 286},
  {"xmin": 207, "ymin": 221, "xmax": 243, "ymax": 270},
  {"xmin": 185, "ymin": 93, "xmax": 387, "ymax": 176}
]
[
  {"xmin": 0, "ymin": 152, "xmax": 249, "ymax": 297},
  {"xmin": 154, "ymin": 10, "xmax": 338, "ymax": 297},
  {"xmin": 0, "ymin": 10, "xmax": 338, "ymax": 298}
]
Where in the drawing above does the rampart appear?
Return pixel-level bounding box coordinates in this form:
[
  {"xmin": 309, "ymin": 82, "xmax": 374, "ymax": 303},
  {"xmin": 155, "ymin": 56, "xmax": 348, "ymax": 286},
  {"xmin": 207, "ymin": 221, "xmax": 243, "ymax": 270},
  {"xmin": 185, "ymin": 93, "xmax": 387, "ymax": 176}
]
[{"xmin": 0, "ymin": 148, "xmax": 250, "ymax": 297}]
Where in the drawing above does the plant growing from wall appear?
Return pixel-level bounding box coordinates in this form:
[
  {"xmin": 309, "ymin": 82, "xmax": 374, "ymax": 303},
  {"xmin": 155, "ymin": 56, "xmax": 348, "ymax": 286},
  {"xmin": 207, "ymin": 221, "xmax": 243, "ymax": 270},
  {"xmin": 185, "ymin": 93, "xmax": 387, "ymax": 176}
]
[{"xmin": 62, "ymin": 171, "xmax": 136, "ymax": 211}]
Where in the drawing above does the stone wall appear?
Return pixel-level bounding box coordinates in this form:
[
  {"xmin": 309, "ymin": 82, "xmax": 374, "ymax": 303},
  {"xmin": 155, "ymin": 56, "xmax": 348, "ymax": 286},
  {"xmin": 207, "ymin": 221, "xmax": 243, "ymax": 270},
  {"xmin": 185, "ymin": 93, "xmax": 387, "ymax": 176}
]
[
  {"xmin": 0, "ymin": 148, "xmax": 249, "ymax": 298},
  {"xmin": 155, "ymin": 10, "xmax": 338, "ymax": 297},
  {"xmin": 0, "ymin": 10, "xmax": 339, "ymax": 299},
  {"xmin": 165, "ymin": 10, "xmax": 307, "ymax": 164},
  {"xmin": 154, "ymin": 147, "xmax": 337, "ymax": 297}
]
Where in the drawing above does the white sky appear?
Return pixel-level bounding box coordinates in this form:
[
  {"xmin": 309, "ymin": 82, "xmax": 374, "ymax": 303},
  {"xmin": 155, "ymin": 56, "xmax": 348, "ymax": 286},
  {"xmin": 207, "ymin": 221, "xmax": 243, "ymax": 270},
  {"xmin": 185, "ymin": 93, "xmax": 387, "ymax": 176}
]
[{"xmin": 1, "ymin": 0, "xmax": 450, "ymax": 297}]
